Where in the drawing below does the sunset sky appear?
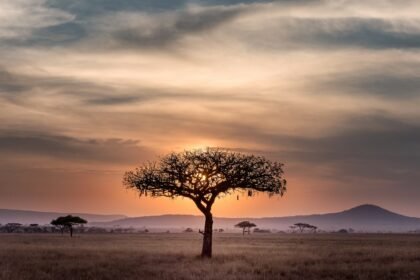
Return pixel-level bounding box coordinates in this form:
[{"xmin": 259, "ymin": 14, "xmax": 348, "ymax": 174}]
[{"xmin": 1, "ymin": 0, "xmax": 419, "ymax": 217}]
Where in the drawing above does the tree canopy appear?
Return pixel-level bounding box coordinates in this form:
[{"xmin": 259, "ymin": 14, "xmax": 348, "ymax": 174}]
[
  {"xmin": 235, "ymin": 221, "xmax": 257, "ymax": 229},
  {"xmin": 124, "ymin": 148, "xmax": 286, "ymax": 257},
  {"xmin": 293, "ymin": 223, "xmax": 317, "ymax": 233},
  {"xmin": 51, "ymin": 215, "xmax": 87, "ymax": 237},
  {"xmin": 124, "ymin": 148, "xmax": 286, "ymax": 207},
  {"xmin": 235, "ymin": 221, "xmax": 257, "ymax": 235}
]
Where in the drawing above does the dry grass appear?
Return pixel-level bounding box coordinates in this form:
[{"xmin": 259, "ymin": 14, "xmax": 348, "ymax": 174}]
[{"xmin": 0, "ymin": 233, "xmax": 419, "ymax": 280}]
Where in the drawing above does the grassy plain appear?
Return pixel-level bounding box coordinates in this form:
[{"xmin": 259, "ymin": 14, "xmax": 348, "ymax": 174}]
[{"xmin": 0, "ymin": 233, "xmax": 419, "ymax": 280}]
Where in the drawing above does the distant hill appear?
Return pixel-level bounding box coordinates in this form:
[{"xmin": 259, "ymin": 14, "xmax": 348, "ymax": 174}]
[
  {"xmin": 93, "ymin": 205, "xmax": 420, "ymax": 232},
  {"xmin": 2, "ymin": 205, "xmax": 420, "ymax": 232},
  {"xmin": 255, "ymin": 204, "xmax": 420, "ymax": 232},
  {"xmin": 0, "ymin": 209, "xmax": 126, "ymax": 225}
]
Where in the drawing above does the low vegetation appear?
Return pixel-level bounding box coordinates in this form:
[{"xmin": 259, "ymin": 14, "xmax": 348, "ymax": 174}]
[
  {"xmin": 0, "ymin": 233, "xmax": 419, "ymax": 280},
  {"xmin": 0, "ymin": 224, "xmax": 149, "ymax": 234}
]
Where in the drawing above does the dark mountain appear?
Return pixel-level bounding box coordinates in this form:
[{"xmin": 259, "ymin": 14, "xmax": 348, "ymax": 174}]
[
  {"xmin": 93, "ymin": 204, "xmax": 420, "ymax": 232},
  {"xmin": 256, "ymin": 204, "xmax": 420, "ymax": 232},
  {"xmin": 0, "ymin": 209, "xmax": 126, "ymax": 225}
]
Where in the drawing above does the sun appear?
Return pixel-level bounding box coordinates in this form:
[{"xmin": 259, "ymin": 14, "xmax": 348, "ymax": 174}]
[{"xmin": 184, "ymin": 141, "xmax": 215, "ymax": 151}]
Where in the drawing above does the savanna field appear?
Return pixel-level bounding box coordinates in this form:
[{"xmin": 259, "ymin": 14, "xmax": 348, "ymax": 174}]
[{"xmin": 1, "ymin": 233, "xmax": 419, "ymax": 280}]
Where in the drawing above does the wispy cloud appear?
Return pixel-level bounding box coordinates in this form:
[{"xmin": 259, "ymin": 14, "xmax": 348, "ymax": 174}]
[
  {"xmin": 0, "ymin": 0, "xmax": 74, "ymax": 39},
  {"xmin": 0, "ymin": 131, "xmax": 154, "ymax": 165},
  {"xmin": 233, "ymin": 18, "xmax": 420, "ymax": 50}
]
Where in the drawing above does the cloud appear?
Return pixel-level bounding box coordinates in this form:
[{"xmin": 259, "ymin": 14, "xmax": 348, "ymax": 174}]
[
  {"xmin": 45, "ymin": 0, "xmax": 192, "ymax": 17},
  {"xmin": 0, "ymin": 131, "xmax": 154, "ymax": 165},
  {"xmin": 0, "ymin": 65, "xmax": 267, "ymax": 108},
  {"xmin": 302, "ymin": 61, "xmax": 420, "ymax": 99},
  {"xmin": 0, "ymin": 68, "xmax": 29, "ymax": 94},
  {"xmin": 232, "ymin": 17, "xmax": 420, "ymax": 51},
  {"xmin": 76, "ymin": 5, "xmax": 420, "ymax": 53},
  {"xmin": 0, "ymin": 0, "xmax": 74, "ymax": 39},
  {"xmin": 85, "ymin": 95, "xmax": 144, "ymax": 106},
  {"xmin": 44, "ymin": 0, "xmax": 292, "ymax": 18},
  {"xmin": 321, "ymin": 72, "xmax": 420, "ymax": 99},
  {"xmin": 84, "ymin": 5, "xmax": 245, "ymax": 50},
  {"xmin": 258, "ymin": 115, "xmax": 420, "ymax": 185},
  {"xmin": 29, "ymin": 22, "xmax": 87, "ymax": 45},
  {"xmin": 12, "ymin": 3, "xmax": 246, "ymax": 48},
  {"xmin": 8, "ymin": 1, "xmax": 420, "ymax": 51},
  {"xmin": 0, "ymin": 66, "xmax": 112, "ymax": 106}
]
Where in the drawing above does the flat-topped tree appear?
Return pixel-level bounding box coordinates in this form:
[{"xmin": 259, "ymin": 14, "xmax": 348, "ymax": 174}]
[
  {"xmin": 293, "ymin": 223, "xmax": 317, "ymax": 233},
  {"xmin": 235, "ymin": 221, "xmax": 257, "ymax": 235},
  {"xmin": 51, "ymin": 215, "xmax": 87, "ymax": 237},
  {"xmin": 124, "ymin": 148, "xmax": 286, "ymax": 258}
]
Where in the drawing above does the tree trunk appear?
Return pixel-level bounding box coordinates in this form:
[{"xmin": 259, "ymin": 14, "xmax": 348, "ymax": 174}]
[
  {"xmin": 242, "ymin": 227, "xmax": 245, "ymax": 235},
  {"xmin": 201, "ymin": 213, "xmax": 213, "ymax": 258},
  {"xmin": 70, "ymin": 226, "xmax": 73, "ymax": 238}
]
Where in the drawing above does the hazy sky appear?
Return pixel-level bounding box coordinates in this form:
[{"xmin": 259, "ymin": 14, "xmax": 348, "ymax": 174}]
[{"xmin": 1, "ymin": 0, "xmax": 419, "ymax": 217}]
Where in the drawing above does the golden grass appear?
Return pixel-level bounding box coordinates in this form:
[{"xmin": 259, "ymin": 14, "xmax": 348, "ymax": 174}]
[{"xmin": 0, "ymin": 233, "xmax": 419, "ymax": 280}]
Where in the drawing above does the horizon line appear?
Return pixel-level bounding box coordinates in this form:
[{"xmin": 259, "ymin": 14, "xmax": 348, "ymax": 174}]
[{"xmin": 2, "ymin": 204, "xmax": 419, "ymax": 220}]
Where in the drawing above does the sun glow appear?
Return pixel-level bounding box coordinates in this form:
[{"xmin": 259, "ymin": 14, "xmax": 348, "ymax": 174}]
[
  {"xmin": 198, "ymin": 173, "xmax": 207, "ymax": 181},
  {"xmin": 183, "ymin": 141, "xmax": 216, "ymax": 151}
]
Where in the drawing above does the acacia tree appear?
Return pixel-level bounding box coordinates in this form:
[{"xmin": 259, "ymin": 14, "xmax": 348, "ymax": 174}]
[
  {"xmin": 124, "ymin": 148, "xmax": 286, "ymax": 258},
  {"xmin": 235, "ymin": 221, "xmax": 257, "ymax": 235},
  {"xmin": 294, "ymin": 223, "xmax": 308, "ymax": 233},
  {"xmin": 293, "ymin": 223, "xmax": 317, "ymax": 233},
  {"xmin": 51, "ymin": 215, "xmax": 87, "ymax": 237}
]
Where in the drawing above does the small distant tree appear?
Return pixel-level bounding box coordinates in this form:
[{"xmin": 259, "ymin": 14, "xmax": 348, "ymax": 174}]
[
  {"xmin": 293, "ymin": 223, "xmax": 317, "ymax": 233},
  {"xmin": 124, "ymin": 148, "xmax": 286, "ymax": 258},
  {"xmin": 294, "ymin": 223, "xmax": 307, "ymax": 233},
  {"xmin": 51, "ymin": 215, "xmax": 87, "ymax": 237},
  {"xmin": 235, "ymin": 221, "xmax": 257, "ymax": 235}
]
